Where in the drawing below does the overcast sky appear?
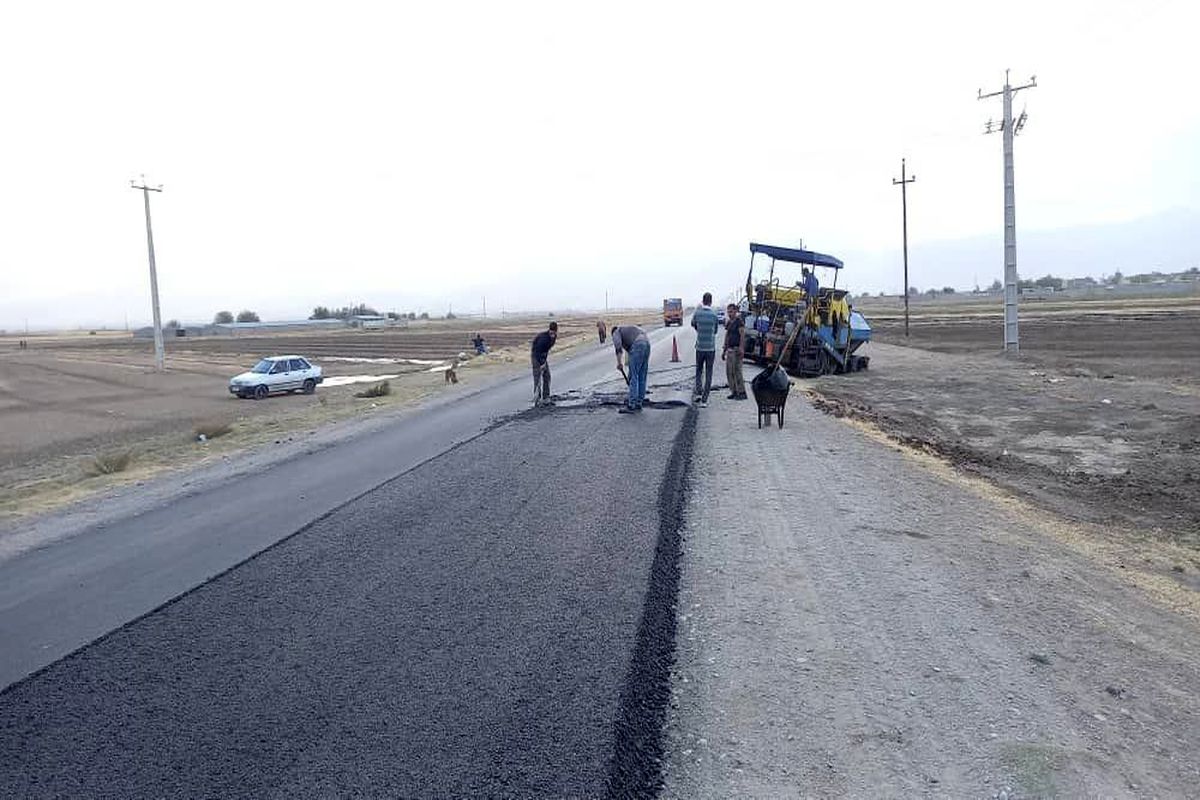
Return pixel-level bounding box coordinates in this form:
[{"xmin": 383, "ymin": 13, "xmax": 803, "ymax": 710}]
[{"xmin": 1, "ymin": 0, "xmax": 1196, "ymax": 328}]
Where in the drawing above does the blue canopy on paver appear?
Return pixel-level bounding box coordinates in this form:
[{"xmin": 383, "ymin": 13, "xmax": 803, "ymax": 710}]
[{"xmin": 749, "ymin": 242, "xmax": 844, "ymax": 270}]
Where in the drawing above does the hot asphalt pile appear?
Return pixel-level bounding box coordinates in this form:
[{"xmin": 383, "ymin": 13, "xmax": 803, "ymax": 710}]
[{"xmin": 0, "ymin": 404, "xmax": 694, "ymax": 798}]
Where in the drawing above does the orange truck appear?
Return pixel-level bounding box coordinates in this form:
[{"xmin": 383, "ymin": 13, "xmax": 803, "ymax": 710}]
[{"xmin": 662, "ymin": 297, "xmax": 683, "ymax": 326}]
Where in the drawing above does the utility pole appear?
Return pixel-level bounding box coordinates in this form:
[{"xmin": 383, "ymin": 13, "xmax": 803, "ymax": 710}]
[
  {"xmin": 482, "ymin": 296, "xmax": 486, "ymax": 318},
  {"xmin": 979, "ymin": 69, "xmax": 1036, "ymax": 353},
  {"xmin": 131, "ymin": 176, "xmax": 165, "ymax": 371},
  {"xmin": 891, "ymin": 158, "xmax": 916, "ymax": 337}
]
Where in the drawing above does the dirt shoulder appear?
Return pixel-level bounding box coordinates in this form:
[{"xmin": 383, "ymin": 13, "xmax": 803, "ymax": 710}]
[
  {"xmin": 807, "ymin": 338, "xmax": 1199, "ymax": 548},
  {"xmin": 663, "ymin": 375, "xmax": 1200, "ymax": 798}
]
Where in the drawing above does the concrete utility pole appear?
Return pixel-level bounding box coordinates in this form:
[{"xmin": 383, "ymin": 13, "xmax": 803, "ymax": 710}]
[
  {"xmin": 979, "ymin": 69, "xmax": 1036, "ymax": 353},
  {"xmin": 892, "ymin": 158, "xmax": 916, "ymax": 337},
  {"xmin": 131, "ymin": 176, "xmax": 165, "ymax": 371}
]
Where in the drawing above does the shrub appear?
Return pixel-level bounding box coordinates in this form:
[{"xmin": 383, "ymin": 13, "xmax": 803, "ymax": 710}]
[
  {"xmin": 355, "ymin": 381, "xmax": 391, "ymax": 398},
  {"xmin": 86, "ymin": 450, "xmax": 133, "ymax": 476}
]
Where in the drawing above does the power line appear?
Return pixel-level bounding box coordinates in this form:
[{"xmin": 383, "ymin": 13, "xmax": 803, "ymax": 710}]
[
  {"xmin": 891, "ymin": 158, "xmax": 916, "ymax": 337},
  {"xmin": 130, "ymin": 175, "xmax": 165, "ymax": 371},
  {"xmin": 978, "ymin": 69, "xmax": 1036, "ymax": 354}
]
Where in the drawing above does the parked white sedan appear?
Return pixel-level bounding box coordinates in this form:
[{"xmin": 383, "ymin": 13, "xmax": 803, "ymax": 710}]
[{"xmin": 229, "ymin": 355, "xmax": 323, "ymax": 400}]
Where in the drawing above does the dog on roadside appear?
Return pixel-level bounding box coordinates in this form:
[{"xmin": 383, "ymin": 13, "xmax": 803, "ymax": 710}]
[{"xmin": 444, "ymin": 363, "xmax": 458, "ymax": 384}]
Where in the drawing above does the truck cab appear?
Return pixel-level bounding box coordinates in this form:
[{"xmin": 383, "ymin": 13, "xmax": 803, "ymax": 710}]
[{"xmin": 663, "ymin": 298, "xmax": 683, "ymax": 326}]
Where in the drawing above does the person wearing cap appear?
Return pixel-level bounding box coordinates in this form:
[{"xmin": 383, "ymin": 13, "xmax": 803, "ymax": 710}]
[
  {"xmin": 530, "ymin": 321, "xmax": 558, "ymax": 405},
  {"xmin": 611, "ymin": 324, "xmax": 650, "ymax": 413}
]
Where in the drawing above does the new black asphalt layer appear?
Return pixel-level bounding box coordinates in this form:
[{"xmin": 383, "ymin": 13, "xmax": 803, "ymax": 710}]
[
  {"xmin": 0, "ymin": 405, "xmax": 691, "ymax": 798},
  {"xmin": 0, "ymin": 322, "xmax": 694, "ymax": 691}
]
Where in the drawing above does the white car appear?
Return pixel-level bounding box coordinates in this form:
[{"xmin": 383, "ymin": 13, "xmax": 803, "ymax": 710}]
[{"xmin": 229, "ymin": 355, "xmax": 323, "ymax": 400}]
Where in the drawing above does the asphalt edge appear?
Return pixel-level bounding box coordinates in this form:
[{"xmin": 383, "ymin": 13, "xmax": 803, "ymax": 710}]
[
  {"xmin": 0, "ymin": 408, "xmax": 530, "ymax": 698},
  {"xmin": 605, "ymin": 405, "xmax": 698, "ymax": 799}
]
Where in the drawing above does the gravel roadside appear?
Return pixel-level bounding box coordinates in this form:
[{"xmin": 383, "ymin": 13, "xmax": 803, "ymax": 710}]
[{"xmin": 662, "ymin": 367, "xmax": 1200, "ymax": 798}]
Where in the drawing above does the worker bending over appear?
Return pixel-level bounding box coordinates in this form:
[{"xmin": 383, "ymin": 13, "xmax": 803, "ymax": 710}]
[
  {"xmin": 612, "ymin": 324, "xmax": 650, "ymax": 414},
  {"xmin": 530, "ymin": 321, "xmax": 557, "ymax": 405}
]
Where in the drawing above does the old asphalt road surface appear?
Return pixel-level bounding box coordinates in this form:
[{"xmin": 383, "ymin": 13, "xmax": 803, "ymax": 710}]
[{"xmin": 0, "ymin": 322, "xmax": 699, "ymax": 797}]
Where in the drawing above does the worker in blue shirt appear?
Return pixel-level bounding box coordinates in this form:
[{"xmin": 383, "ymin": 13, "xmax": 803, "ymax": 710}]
[
  {"xmin": 801, "ymin": 267, "xmax": 820, "ymax": 322},
  {"xmin": 691, "ymin": 292, "xmax": 720, "ymax": 407}
]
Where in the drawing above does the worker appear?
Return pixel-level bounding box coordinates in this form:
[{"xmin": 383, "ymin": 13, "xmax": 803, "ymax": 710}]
[
  {"xmin": 691, "ymin": 292, "xmax": 719, "ymax": 407},
  {"xmin": 530, "ymin": 321, "xmax": 557, "ymax": 405},
  {"xmin": 611, "ymin": 324, "xmax": 650, "ymax": 414},
  {"xmin": 472, "ymin": 333, "xmax": 488, "ymax": 354},
  {"xmin": 597, "ymin": 319, "xmax": 606, "ymax": 344},
  {"xmin": 801, "ymin": 267, "xmax": 820, "ymax": 321},
  {"xmin": 722, "ymin": 303, "xmax": 747, "ymax": 400}
]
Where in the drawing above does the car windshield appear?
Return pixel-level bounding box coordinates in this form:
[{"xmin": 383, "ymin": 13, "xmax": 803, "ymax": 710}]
[{"xmin": 250, "ymin": 359, "xmax": 274, "ymax": 374}]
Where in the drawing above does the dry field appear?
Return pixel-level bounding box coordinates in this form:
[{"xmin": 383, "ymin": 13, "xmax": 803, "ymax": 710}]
[
  {"xmin": 810, "ymin": 293, "xmax": 1200, "ymax": 549},
  {"xmin": 0, "ymin": 313, "xmax": 655, "ymax": 519}
]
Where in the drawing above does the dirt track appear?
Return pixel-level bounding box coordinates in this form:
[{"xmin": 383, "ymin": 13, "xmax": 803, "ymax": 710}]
[{"xmin": 809, "ymin": 308, "xmax": 1200, "ymax": 546}]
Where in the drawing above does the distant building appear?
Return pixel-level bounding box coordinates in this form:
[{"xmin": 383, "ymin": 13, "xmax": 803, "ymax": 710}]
[
  {"xmin": 349, "ymin": 315, "xmax": 388, "ymax": 329},
  {"xmin": 212, "ymin": 319, "xmax": 347, "ymax": 336},
  {"xmin": 1064, "ymin": 277, "xmax": 1098, "ymax": 289}
]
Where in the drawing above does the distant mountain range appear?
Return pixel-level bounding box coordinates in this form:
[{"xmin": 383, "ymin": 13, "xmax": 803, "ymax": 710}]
[{"xmin": 847, "ymin": 207, "xmax": 1200, "ymax": 293}]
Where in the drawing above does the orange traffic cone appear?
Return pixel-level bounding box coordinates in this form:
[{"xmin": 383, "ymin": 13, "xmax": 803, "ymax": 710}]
[{"xmin": 671, "ymin": 335, "xmax": 680, "ymax": 363}]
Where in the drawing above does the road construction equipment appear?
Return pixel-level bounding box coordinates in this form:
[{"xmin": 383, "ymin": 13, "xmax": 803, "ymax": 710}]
[
  {"xmin": 662, "ymin": 298, "xmax": 683, "ymax": 326},
  {"xmin": 742, "ymin": 242, "xmax": 872, "ymax": 377}
]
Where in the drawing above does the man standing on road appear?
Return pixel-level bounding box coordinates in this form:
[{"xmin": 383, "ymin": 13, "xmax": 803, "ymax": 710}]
[
  {"xmin": 596, "ymin": 319, "xmax": 606, "ymax": 344},
  {"xmin": 612, "ymin": 324, "xmax": 650, "ymax": 414},
  {"xmin": 530, "ymin": 321, "xmax": 557, "ymax": 406},
  {"xmin": 691, "ymin": 292, "xmax": 719, "ymax": 407},
  {"xmin": 723, "ymin": 303, "xmax": 747, "ymax": 400}
]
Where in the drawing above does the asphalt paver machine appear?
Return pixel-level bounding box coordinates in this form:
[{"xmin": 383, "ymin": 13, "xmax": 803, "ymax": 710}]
[{"xmin": 742, "ymin": 242, "xmax": 872, "ymax": 377}]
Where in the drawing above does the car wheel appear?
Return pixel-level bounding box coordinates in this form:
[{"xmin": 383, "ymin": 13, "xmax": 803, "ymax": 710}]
[
  {"xmin": 302, "ymin": 379, "xmax": 316, "ymax": 394},
  {"xmin": 253, "ymin": 384, "xmax": 269, "ymax": 400}
]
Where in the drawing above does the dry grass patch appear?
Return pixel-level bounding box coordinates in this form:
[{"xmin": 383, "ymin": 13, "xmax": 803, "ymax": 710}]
[
  {"xmin": 193, "ymin": 420, "xmax": 234, "ymax": 440},
  {"xmin": 85, "ymin": 450, "xmax": 133, "ymax": 477}
]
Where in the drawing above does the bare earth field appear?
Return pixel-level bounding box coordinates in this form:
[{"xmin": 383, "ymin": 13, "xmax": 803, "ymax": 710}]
[
  {"xmin": 0, "ymin": 313, "xmax": 653, "ymax": 519},
  {"xmin": 809, "ymin": 296, "xmax": 1200, "ymax": 548}
]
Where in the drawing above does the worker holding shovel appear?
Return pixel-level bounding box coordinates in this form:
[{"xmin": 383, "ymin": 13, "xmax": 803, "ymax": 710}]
[
  {"xmin": 530, "ymin": 321, "xmax": 557, "ymax": 406},
  {"xmin": 612, "ymin": 324, "xmax": 650, "ymax": 414}
]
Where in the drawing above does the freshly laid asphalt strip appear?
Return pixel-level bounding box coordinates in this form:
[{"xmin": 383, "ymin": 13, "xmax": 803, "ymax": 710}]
[{"xmin": 0, "ymin": 405, "xmax": 694, "ymax": 798}]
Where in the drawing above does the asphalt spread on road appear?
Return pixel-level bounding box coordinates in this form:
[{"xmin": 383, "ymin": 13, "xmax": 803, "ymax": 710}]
[{"xmin": 0, "ymin": 402, "xmax": 696, "ymax": 798}]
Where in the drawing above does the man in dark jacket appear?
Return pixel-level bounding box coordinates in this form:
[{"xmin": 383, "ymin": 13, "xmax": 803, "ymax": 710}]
[
  {"xmin": 530, "ymin": 322, "xmax": 557, "ymax": 405},
  {"xmin": 723, "ymin": 303, "xmax": 747, "ymax": 400}
]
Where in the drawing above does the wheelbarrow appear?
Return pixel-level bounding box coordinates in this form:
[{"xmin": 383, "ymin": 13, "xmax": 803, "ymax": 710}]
[{"xmin": 750, "ymin": 365, "xmax": 791, "ymax": 429}]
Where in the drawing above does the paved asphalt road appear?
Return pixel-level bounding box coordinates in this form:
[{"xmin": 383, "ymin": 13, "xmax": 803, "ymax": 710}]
[
  {"xmin": 0, "ymin": 322, "xmax": 689, "ymax": 690},
  {"xmin": 0, "ymin": 321, "xmax": 700, "ymax": 797}
]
